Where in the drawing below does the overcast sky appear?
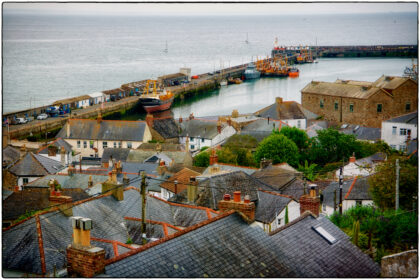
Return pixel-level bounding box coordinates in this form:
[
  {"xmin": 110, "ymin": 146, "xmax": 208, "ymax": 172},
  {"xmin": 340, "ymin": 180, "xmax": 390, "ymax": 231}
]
[{"xmin": 3, "ymin": 2, "xmax": 418, "ymax": 16}]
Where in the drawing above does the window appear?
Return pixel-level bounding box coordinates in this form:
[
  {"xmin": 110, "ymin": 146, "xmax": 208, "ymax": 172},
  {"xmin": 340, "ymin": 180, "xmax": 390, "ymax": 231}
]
[
  {"xmin": 406, "ymin": 102, "xmax": 411, "ymax": 112},
  {"xmin": 392, "ymin": 126, "xmax": 397, "ymax": 135},
  {"xmin": 334, "ymin": 102, "xmax": 338, "ymax": 111},
  {"xmin": 114, "ymin": 142, "xmax": 117, "ymax": 148},
  {"xmin": 118, "ymin": 142, "xmax": 122, "ymax": 148},
  {"xmin": 103, "ymin": 142, "xmax": 108, "ymax": 148},
  {"xmin": 400, "ymin": 128, "xmax": 407, "ymax": 136},
  {"xmin": 297, "ymin": 120, "xmax": 301, "ymax": 128},
  {"xmin": 77, "ymin": 140, "xmax": 81, "ymax": 148},
  {"xmin": 349, "ymin": 104, "xmax": 354, "ymax": 112},
  {"xmin": 127, "ymin": 142, "xmax": 132, "ymax": 149},
  {"xmin": 83, "ymin": 141, "xmax": 87, "ymax": 149},
  {"xmin": 320, "ymin": 99, "xmax": 324, "ymax": 108},
  {"xmin": 90, "ymin": 140, "xmax": 94, "ymax": 149},
  {"xmin": 23, "ymin": 178, "xmax": 29, "ymax": 184},
  {"xmin": 377, "ymin": 104, "xmax": 382, "ymax": 113}
]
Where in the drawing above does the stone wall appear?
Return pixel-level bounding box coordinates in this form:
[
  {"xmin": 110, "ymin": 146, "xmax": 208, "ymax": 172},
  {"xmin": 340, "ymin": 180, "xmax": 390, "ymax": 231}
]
[{"xmin": 381, "ymin": 249, "xmax": 418, "ymax": 277}]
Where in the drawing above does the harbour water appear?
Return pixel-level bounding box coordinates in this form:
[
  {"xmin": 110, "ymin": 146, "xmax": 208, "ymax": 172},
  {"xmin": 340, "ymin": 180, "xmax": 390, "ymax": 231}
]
[{"xmin": 2, "ymin": 12, "xmax": 417, "ymax": 114}]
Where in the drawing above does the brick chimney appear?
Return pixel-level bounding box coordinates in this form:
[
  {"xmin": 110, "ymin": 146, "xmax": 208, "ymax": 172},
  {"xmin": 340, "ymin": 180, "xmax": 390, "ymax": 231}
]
[
  {"xmin": 260, "ymin": 158, "xmax": 272, "ymax": 169},
  {"xmin": 217, "ymin": 120, "xmax": 222, "ymax": 134},
  {"xmin": 97, "ymin": 111, "xmax": 102, "ymax": 123},
  {"xmin": 60, "ymin": 146, "xmax": 66, "ymax": 165},
  {"xmin": 299, "ymin": 184, "xmax": 320, "ymax": 217},
  {"xmin": 218, "ymin": 191, "xmax": 255, "ymax": 223},
  {"xmin": 349, "ymin": 152, "xmax": 356, "ymax": 163},
  {"xmin": 209, "ymin": 149, "xmax": 218, "ymax": 166},
  {"xmin": 67, "ymin": 217, "xmax": 106, "ymax": 277},
  {"xmin": 187, "ymin": 176, "xmax": 197, "ymax": 203},
  {"xmin": 276, "ymin": 97, "xmax": 283, "ymax": 104},
  {"xmin": 145, "ymin": 114, "xmax": 154, "ymax": 128}
]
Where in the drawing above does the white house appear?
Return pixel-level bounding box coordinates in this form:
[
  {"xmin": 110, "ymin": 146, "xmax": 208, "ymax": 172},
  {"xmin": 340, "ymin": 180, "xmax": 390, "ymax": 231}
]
[
  {"xmin": 255, "ymin": 190, "xmax": 300, "ymax": 233},
  {"xmin": 254, "ymin": 97, "xmax": 318, "ymax": 130},
  {"xmin": 381, "ymin": 111, "xmax": 417, "ymax": 152},
  {"xmin": 322, "ymin": 176, "xmax": 374, "ymax": 216},
  {"xmin": 55, "ymin": 116, "xmax": 152, "ymax": 158},
  {"xmin": 178, "ymin": 118, "xmax": 236, "ymax": 152},
  {"xmin": 335, "ymin": 152, "xmax": 386, "ymax": 179},
  {"xmin": 88, "ymin": 92, "xmax": 105, "ymax": 105}
]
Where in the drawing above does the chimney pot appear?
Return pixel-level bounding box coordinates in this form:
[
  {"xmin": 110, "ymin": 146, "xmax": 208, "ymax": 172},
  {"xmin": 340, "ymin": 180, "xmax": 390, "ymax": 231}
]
[
  {"xmin": 224, "ymin": 194, "xmax": 231, "ymax": 201},
  {"xmin": 244, "ymin": 195, "xmax": 250, "ymax": 204},
  {"xmin": 233, "ymin": 191, "xmax": 241, "ymax": 202}
]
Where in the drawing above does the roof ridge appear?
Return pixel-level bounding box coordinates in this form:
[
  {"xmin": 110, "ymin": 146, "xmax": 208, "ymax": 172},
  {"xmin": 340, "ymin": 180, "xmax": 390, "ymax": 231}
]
[
  {"xmin": 344, "ymin": 177, "xmax": 358, "ymax": 200},
  {"xmin": 105, "ymin": 210, "xmax": 235, "ymax": 265},
  {"xmin": 269, "ymin": 211, "xmax": 316, "ymax": 236}
]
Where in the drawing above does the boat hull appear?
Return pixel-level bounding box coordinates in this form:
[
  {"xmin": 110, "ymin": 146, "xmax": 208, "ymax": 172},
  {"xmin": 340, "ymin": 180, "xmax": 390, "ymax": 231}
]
[{"xmin": 140, "ymin": 97, "xmax": 174, "ymax": 113}]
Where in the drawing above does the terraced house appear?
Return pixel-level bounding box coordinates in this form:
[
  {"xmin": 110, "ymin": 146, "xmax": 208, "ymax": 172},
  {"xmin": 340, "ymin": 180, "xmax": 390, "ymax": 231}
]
[
  {"xmin": 301, "ymin": 75, "xmax": 418, "ymax": 127},
  {"xmin": 56, "ymin": 115, "xmax": 152, "ymax": 158}
]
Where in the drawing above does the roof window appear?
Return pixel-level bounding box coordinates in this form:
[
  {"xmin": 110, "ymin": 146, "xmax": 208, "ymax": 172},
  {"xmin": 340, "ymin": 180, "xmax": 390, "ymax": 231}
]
[{"xmin": 312, "ymin": 226, "xmax": 337, "ymax": 244}]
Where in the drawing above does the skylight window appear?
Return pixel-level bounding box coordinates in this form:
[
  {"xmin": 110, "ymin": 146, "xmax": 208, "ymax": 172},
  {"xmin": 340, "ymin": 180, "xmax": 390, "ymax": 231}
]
[{"xmin": 312, "ymin": 226, "xmax": 337, "ymax": 244}]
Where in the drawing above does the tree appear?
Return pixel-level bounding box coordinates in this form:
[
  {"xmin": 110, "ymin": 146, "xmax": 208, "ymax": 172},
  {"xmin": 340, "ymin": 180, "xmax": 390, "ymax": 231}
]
[
  {"xmin": 194, "ymin": 152, "xmax": 210, "ymax": 167},
  {"xmin": 368, "ymin": 156, "xmax": 418, "ymax": 210},
  {"xmin": 254, "ymin": 134, "xmax": 299, "ymax": 166},
  {"xmin": 278, "ymin": 126, "xmax": 309, "ymax": 151}
]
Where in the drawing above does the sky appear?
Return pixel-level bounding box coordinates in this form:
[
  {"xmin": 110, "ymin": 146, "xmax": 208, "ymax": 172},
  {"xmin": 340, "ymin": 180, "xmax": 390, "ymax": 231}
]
[{"xmin": 3, "ymin": 2, "xmax": 418, "ymax": 16}]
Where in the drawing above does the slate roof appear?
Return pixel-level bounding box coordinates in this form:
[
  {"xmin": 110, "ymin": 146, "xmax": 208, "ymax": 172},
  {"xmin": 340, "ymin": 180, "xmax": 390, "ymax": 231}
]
[
  {"xmin": 323, "ymin": 176, "xmax": 373, "ymax": 208},
  {"xmin": 269, "ymin": 212, "xmax": 380, "ymax": 277},
  {"xmin": 301, "ymin": 81, "xmax": 387, "ymax": 99},
  {"xmin": 24, "ymin": 174, "xmax": 109, "ymax": 190},
  {"xmin": 160, "ymin": 168, "xmax": 201, "ymax": 194},
  {"xmin": 201, "ymin": 163, "xmax": 258, "ymax": 176},
  {"xmin": 340, "ymin": 125, "xmax": 381, "ymax": 141},
  {"xmin": 37, "ymin": 138, "xmax": 72, "ymax": 155},
  {"xmin": 2, "ymin": 189, "xmax": 218, "ymax": 275},
  {"xmin": 255, "ymin": 101, "xmax": 318, "ymax": 120},
  {"xmin": 251, "ymin": 165, "xmax": 298, "ymax": 191},
  {"xmin": 56, "ymin": 119, "xmax": 148, "ymax": 141},
  {"xmin": 2, "ymin": 188, "xmax": 90, "ymax": 221},
  {"xmin": 384, "ymin": 111, "xmax": 418, "ymax": 124},
  {"xmin": 255, "ymin": 191, "xmax": 293, "ymax": 224},
  {"xmin": 104, "ymin": 212, "xmax": 300, "ymax": 278},
  {"xmin": 101, "ymin": 148, "xmax": 131, "ymax": 164},
  {"xmin": 177, "ymin": 119, "xmax": 220, "ymax": 139},
  {"xmin": 3, "ymin": 145, "xmax": 21, "ymax": 169},
  {"xmin": 9, "ymin": 153, "xmax": 65, "ymax": 177},
  {"xmin": 195, "ymin": 171, "xmax": 273, "ymax": 209},
  {"xmin": 152, "ymin": 118, "xmax": 180, "ymax": 139}
]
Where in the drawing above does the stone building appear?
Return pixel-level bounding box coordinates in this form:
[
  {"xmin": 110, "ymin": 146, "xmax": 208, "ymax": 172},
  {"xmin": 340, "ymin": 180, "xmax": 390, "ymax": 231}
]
[{"xmin": 301, "ymin": 76, "xmax": 418, "ymax": 128}]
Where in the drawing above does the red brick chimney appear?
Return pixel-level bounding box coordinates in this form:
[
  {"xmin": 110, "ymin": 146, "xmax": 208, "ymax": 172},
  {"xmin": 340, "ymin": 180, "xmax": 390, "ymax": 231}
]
[
  {"xmin": 218, "ymin": 191, "xmax": 255, "ymax": 222},
  {"xmin": 145, "ymin": 114, "xmax": 154, "ymax": 128},
  {"xmin": 67, "ymin": 217, "xmax": 106, "ymax": 277},
  {"xmin": 209, "ymin": 149, "xmax": 218, "ymax": 166},
  {"xmin": 299, "ymin": 184, "xmax": 320, "ymax": 216}
]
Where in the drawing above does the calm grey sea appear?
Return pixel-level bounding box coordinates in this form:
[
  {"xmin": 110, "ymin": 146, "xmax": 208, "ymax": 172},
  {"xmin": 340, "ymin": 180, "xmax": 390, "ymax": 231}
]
[{"xmin": 2, "ymin": 12, "xmax": 418, "ymax": 114}]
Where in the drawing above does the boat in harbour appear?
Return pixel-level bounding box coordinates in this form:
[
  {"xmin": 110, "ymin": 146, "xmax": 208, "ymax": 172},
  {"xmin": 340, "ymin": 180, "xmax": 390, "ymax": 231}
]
[
  {"xmin": 139, "ymin": 80, "xmax": 174, "ymax": 113},
  {"xmin": 244, "ymin": 62, "xmax": 261, "ymax": 79}
]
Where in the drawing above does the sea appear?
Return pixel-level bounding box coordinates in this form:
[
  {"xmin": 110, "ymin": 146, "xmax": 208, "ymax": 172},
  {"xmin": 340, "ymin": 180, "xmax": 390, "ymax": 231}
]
[{"xmin": 2, "ymin": 12, "xmax": 418, "ymax": 115}]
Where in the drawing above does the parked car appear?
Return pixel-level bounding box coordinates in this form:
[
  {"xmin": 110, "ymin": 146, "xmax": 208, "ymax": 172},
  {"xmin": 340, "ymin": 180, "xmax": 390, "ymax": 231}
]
[
  {"xmin": 37, "ymin": 113, "xmax": 48, "ymax": 120},
  {"xmin": 16, "ymin": 117, "xmax": 27, "ymax": 124}
]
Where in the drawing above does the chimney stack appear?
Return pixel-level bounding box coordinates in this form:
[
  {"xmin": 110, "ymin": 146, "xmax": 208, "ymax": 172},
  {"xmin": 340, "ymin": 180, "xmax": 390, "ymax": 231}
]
[
  {"xmin": 209, "ymin": 149, "xmax": 218, "ymax": 166},
  {"xmin": 67, "ymin": 217, "xmax": 106, "ymax": 277},
  {"xmin": 145, "ymin": 114, "xmax": 154, "ymax": 128},
  {"xmin": 218, "ymin": 191, "xmax": 255, "ymax": 222},
  {"xmin": 299, "ymin": 184, "xmax": 320, "ymax": 217},
  {"xmin": 97, "ymin": 111, "xmax": 102, "ymax": 123}
]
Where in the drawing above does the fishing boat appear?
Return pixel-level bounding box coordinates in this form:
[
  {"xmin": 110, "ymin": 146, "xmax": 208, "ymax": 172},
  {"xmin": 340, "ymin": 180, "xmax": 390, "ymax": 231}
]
[
  {"xmin": 244, "ymin": 62, "xmax": 261, "ymax": 79},
  {"xmin": 139, "ymin": 80, "xmax": 174, "ymax": 113}
]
